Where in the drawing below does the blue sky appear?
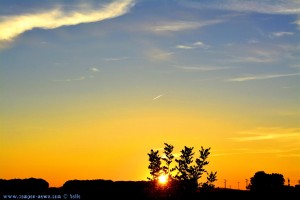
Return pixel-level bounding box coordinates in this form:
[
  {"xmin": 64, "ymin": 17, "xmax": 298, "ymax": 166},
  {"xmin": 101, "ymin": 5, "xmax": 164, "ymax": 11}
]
[
  {"xmin": 2, "ymin": 0, "xmax": 299, "ymax": 118},
  {"xmin": 1, "ymin": 0, "xmax": 300, "ymax": 187}
]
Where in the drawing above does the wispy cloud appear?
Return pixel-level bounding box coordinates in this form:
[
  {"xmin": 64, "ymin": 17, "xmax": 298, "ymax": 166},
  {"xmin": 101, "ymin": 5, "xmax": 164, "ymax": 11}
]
[
  {"xmin": 52, "ymin": 76, "xmax": 86, "ymax": 82},
  {"xmin": 212, "ymin": 148, "xmax": 300, "ymax": 157},
  {"xmin": 193, "ymin": 41, "xmax": 210, "ymax": 48},
  {"xmin": 248, "ymin": 39, "xmax": 259, "ymax": 44},
  {"xmin": 181, "ymin": 0, "xmax": 300, "ymax": 28},
  {"xmin": 174, "ymin": 65, "xmax": 234, "ymax": 71},
  {"xmin": 231, "ymin": 56, "xmax": 275, "ymax": 63},
  {"xmin": 270, "ymin": 32, "xmax": 294, "ymax": 38},
  {"xmin": 182, "ymin": 0, "xmax": 300, "ymax": 15},
  {"xmin": 88, "ymin": 67, "xmax": 99, "ymax": 72},
  {"xmin": 176, "ymin": 45, "xmax": 195, "ymax": 49},
  {"xmin": 0, "ymin": 0, "xmax": 135, "ymax": 41},
  {"xmin": 146, "ymin": 48, "xmax": 174, "ymax": 61},
  {"xmin": 230, "ymin": 127, "xmax": 300, "ymax": 141},
  {"xmin": 104, "ymin": 56, "xmax": 129, "ymax": 61},
  {"xmin": 153, "ymin": 94, "xmax": 163, "ymax": 100},
  {"xmin": 230, "ymin": 48, "xmax": 279, "ymax": 63},
  {"xmin": 293, "ymin": 19, "xmax": 300, "ymax": 27},
  {"xmin": 149, "ymin": 20, "xmax": 222, "ymax": 33},
  {"xmin": 176, "ymin": 41, "xmax": 210, "ymax": 50},
  {"xmin": 227, "ymin": 72, "xmax": 300, "ymax": 82}
]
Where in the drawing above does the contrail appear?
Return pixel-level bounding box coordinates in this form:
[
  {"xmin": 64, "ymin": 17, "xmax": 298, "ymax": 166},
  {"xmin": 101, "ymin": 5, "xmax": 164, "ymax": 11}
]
[{"xmin": 153, "ymin": 94, "xmax": 163, "ymax": 100}]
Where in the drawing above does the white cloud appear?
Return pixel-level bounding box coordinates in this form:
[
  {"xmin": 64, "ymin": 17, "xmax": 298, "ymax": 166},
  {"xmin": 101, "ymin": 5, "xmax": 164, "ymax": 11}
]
[
  {"xmin": 153, "ymin": 94, "xmax": 163, "ymax": 100},
  {"xmin": 0, "ymin": 0, "xmax": 135, "ymax": 41},
  {"xmin": 227, "ymin": 72, "xmax": 300, "ymax": 82},
  {"xmin": 230, "ymin": 48, "xmax": 279, "ymax": 63},
  {"xmin": 174, "ymin": 65, "xmax": 234, "ymax": 71},
  {"xmin": 176, "ymin": 41, "xmax": 210, "ymax": 50},
  {"xmin": 293, "ymin": 19, "xmax": 300, "ymax": 27},
  {"xmin": 88, "ymin": 67, "xmax": 99, "ymax": 72},
  {"xmin": 104, "ymin": 56, "xmax": 129, "ymax": 61},
  {"xmin": 270, "ymin": 32, "xmax": 294, "ymax": 37},
  {"xmin": 193, "ymin": 41, "xmax": 210, "ymax": 49},
  {"xmin": 231, "ymin": 56, "xmax": 275, "ymax": 63},
  {"xmin": 175, "ymin": 45, "xmax": 195, "ymax": 49},
  {"xmin": 149, "ymin": 20, "xmax": 222, "ymax": 33},
  {"xmin": 146, "ymin": 48, "xmax": 174, "ymax": 61},
  {"xmin": 181, "ymin": 0, "xmax": 300, "ymax": 28},
  {"xmin": 182, "ymin": 0, "xmax": 300, "ymax": 15},
  {"xmin": 52, "ymin": 76, "xmax": 86, "ymax": 82}
]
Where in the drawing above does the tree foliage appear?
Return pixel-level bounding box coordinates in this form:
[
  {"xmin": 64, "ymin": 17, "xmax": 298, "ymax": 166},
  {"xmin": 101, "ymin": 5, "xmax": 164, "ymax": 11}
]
[
  {"xmin": 161, "ymin": 143, "xmax": 175, "ymax": 176},
  {"xmin": 147, "ymin": 143, "xmax": 217, "ymax": 193},
  {"xmin": 147, "ymin": 149, "xmax": 162, "ymax": 181},
  {"xmin": 248, "ymin": 171, "xmax": 285, "ymax": 192}
]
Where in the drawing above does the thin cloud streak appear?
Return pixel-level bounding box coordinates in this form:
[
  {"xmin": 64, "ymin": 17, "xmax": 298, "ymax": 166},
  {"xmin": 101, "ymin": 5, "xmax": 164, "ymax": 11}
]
[
  {"xmin": 176, "ymin": 45, "xmax": 195, "ymax": 49},
  {"xmin": 231, "ymin": 133, "xmax": 300, "ymax": 141},
  {"xmin": 176, "ymin": 41, "xmax": 210, "ymax": 50},
  {"xmin": 212, "ymin": 148, "xmax": 300, "ymax": 157},
  {"xmin": 182, "ymin": 0, "xmax": 300, "ymax": 15},
  {"xmin": 52, "ymin": 76, "xmax": 86, "ymax": 82},
  {"xmin": 174, "ymin": 65, "xmax": 235, "ymax": 71},
  {"xmin": 0, "ymin": 0, "xmax": 135, "ymax": 41},
  {"xmin": 229, "ymin": 127, "xmax": 300, "ymax": 141},
  {"xmin": 271, "ymin": 32, "xmax": 294, "ymax": 37},
  {"xmin": 227, "ymin": 72, "xmax": 300, "ymax": 82},
  {"xmin": 153, "ymin": 94, "xmax": 163, "ymax": 100},
  {"xmin": 88, "ymin": 67, "xmax": 99, "ymax": 72},
  {"xmin": 149, "ymin": 20, "xmax": 223, "ymax": 32},
  {"xmin": 146, "ymin": 48, "xmax": 174, "ymax": 61},
  {"xmin": 104, "ymin": 56, "xmax": 129, "ymax": 61}
]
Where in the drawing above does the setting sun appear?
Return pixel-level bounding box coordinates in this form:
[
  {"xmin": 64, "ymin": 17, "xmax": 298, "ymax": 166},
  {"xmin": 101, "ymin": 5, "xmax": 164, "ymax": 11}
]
[{"xmin": 158, "ymin": 174, "xmax": 168, "ymax": 185}]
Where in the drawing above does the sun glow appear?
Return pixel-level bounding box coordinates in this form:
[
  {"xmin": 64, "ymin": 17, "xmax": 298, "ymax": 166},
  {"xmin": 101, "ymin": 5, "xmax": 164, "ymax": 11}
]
[{"xmin": 158, "ymin": 174, "xmax": 168, "ymax": 185}]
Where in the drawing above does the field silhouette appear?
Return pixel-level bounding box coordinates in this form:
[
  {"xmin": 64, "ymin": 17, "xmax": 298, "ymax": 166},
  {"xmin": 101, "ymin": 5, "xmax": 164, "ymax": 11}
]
[{"xmin": 1, "ymin": 176, "xmax": 299, "ymax": 199}]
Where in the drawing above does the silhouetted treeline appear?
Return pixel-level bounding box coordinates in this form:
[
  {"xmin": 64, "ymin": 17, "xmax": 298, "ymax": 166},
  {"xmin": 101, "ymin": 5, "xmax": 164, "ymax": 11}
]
[
  {"xmin": 62, "ymin": 179, "xmax": 151, "ymax": 199},
  {"xmin": 1, "ymin": 178, "xmax": 299, "ymax": 199},
  {"xmin": 0, "ymin": 178, "xmax": 49, "ymax": 194},
  {"xmin": 248, "ymin": 171, "xmax": 285, "ymax": 192}
]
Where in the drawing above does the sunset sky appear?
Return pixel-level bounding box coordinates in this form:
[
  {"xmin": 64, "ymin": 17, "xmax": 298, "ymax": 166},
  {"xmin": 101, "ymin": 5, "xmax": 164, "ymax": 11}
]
[{"xmin": 1, "ymin": 0, "xmax": 300, "ymax": 189}]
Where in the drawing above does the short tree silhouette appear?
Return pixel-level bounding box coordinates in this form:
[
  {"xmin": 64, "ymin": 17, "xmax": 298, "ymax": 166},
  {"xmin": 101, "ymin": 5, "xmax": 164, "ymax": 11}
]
[
  {"xmin": 248, "ymin": 171, "xmax": 285, "ymax": 193},
  {"xmin": 201, "ymin": 171, "xmax": 218, "ymax": 192},
  {"xmin": 147, "ymin": 143, "xmax": 217, "ymax": 195}
]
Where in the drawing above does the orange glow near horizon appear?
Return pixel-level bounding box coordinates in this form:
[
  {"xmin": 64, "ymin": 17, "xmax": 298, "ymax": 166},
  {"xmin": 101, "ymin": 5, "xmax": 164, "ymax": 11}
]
[{"xmin": 1, "ymin": 103, "xmax": 300, "ymax": 189}]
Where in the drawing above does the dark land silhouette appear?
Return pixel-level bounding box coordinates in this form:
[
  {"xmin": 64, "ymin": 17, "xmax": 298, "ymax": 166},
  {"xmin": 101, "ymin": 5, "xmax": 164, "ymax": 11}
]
[{"xmin": 1, "ymin": 176, "xmax": 299, "ymax": 199}]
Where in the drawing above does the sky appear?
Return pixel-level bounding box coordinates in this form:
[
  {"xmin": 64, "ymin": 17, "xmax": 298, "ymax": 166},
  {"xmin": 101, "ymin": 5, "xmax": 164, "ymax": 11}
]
[{"xmin": 0, "ymin": 0, "xmax": 300, "ymax": 189}]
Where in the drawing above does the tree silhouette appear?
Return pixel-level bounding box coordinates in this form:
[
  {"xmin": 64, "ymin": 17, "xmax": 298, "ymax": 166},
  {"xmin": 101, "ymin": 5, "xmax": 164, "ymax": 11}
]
[
  {"xmin": 147, "ymin": 143, "xmax": 217, "ymax": 194},
  {"xmin": 248, "ymin": 171, "xmax": 285, "ymax": 192},
  {"xmin": 161, "ymin": 143, "xmax": 175, "ymax": 177},
  {"xmin": 147, "ymin": 149, "xmax": 162, "ymax": 181},
  {"xmin": 201, "ymin": 171, "xmax": 218, "ymax": 192}
]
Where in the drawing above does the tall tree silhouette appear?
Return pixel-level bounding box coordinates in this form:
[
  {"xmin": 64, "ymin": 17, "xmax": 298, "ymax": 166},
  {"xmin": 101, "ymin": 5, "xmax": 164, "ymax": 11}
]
[
  {"xmin": 161, "ymin": 143, "xmax": 175, "ymax": 177},
  {"xmin": 147, "ymin": 149, "xmax": 162, "ymax": 181}
]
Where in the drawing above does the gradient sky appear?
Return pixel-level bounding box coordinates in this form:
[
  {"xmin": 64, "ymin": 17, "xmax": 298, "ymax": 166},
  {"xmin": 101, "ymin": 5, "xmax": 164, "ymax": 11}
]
[{"xmin": 1, "ymin": 0, "xmax": 300, "ymax": 189}]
